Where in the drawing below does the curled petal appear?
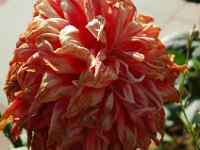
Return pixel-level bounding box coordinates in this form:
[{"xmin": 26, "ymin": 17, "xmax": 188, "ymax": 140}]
[
  {"xmin": 34, "ymin": 0, "xmax": 61, "ymax": 18},
  {"xmin": 63, "ymin": 87, "xmax": 105, "ymax": 118},
  {"xmin": 86, "ymin": 15, "xmax": 107, "ymax": 43},
  {"xmin": 29, "ymin": 72, "xmax": 74, "ymax": 116}
]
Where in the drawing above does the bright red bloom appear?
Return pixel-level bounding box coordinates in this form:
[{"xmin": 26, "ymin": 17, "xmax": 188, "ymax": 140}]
[{"xmin": 0, "ymin": 0, "xmax": 185, "ymax": 149}]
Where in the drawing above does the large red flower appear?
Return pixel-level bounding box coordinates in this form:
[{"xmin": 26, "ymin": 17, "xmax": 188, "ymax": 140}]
[{"xmin": 0, "ymin": 0, "xmax": 185, "ymax": 149}]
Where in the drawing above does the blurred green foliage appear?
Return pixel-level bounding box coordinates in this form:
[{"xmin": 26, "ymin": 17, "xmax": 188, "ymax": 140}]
[
  {"xmin": 184, "ymin": 0, "xmax": 200, "ymax": 3},
  {"xmin": 164, "ymin": 27, "xmax": 200, "ymax": 149}
]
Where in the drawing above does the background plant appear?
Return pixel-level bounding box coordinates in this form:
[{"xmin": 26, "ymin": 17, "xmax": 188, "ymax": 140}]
[{"xmin": 153, "ymin": 26, "xmax": 200, "ymax": 150}]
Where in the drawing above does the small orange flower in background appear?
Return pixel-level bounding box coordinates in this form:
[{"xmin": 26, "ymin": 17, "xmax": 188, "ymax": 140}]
[{"xmin": 0, "ymin": 0, "xmax": 185, "ymax": 149}]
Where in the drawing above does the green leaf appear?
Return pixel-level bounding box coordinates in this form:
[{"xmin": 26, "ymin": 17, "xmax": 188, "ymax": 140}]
[
  {"xmin": 182, "ymin": 98, "xmax": 200, "ymax": 122},
  {"xmin": 150, "ymin": 146, "xmax": 166, "ymax": 150},
  {"xmin": 9, "ymin": 147, "xmax": 28, "ymax": 150},
  {"xmin": 193, "ymin": 111, "xmax": 200, "ymax": 128},
  {"xmin": 192, "ymin": 58, "xmax": 200, "ymax": 71},
  {"xmin": 163, "ymin": 133, "xmax": 173, "ymax": 142},
  {"xmin": 166, "ymin": 49, "xmax": 186, "ymax": 65},
  {"xmin": 0, "ymin": 112, "xmax": 24, "ymax": 148}
]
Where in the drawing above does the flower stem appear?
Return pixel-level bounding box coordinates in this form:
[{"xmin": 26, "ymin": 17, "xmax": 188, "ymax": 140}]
[{"xmin": 178, "ymin": 25, "xmax": 200, "ymax": 149}]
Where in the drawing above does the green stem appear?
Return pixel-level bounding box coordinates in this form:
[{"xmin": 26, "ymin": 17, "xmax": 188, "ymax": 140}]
[{"xmin": 178, "ymin": 27, "xmax": 200, "ymax": 149}]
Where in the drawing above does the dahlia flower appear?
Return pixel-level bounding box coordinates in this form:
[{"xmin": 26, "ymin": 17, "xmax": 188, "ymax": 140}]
[{"xmin": 0, "ymin": 0, "xmax": 185, "ymax": 149}]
